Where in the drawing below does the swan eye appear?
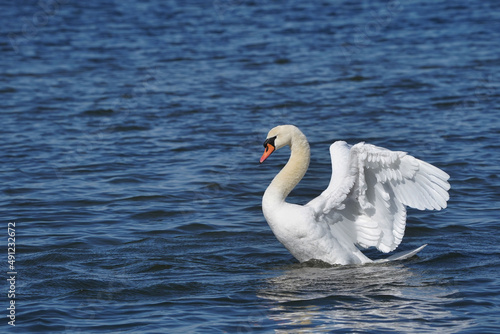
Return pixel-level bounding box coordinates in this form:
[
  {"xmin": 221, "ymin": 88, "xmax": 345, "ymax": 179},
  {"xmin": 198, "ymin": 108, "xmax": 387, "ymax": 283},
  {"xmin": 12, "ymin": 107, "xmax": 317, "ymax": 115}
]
[{"xmin": 263, "ymin": 136, "xmax": 277, "ymax": 149}]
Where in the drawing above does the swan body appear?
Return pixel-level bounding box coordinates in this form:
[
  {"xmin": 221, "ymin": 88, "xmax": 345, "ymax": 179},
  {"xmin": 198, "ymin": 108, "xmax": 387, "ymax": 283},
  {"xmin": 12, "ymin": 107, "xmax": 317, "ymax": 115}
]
[{"xmin": 260, "ymin": 125, "xmax": 450, "ymax": 265}]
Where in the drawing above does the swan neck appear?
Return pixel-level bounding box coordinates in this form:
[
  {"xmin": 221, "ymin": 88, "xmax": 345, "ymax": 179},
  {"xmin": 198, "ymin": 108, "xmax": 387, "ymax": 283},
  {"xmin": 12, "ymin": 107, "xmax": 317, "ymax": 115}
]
[{"xmin": 265, "ymin": 135, "xmax": 310, "ymax": 203}]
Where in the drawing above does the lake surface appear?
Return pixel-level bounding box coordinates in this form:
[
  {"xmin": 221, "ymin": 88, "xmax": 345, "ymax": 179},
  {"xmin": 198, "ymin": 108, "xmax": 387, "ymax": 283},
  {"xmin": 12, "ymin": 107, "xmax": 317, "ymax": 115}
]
[{"xmin": 1, "ymin": 0, "xmax": 499, "ymax": 332}]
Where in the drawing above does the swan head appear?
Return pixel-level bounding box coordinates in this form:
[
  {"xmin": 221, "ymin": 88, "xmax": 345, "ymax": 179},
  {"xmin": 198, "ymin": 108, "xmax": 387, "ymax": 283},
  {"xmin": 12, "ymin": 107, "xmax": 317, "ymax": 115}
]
[{"xmin": 259, "ymin": 125, "xmax": 298, "ymax": 163}]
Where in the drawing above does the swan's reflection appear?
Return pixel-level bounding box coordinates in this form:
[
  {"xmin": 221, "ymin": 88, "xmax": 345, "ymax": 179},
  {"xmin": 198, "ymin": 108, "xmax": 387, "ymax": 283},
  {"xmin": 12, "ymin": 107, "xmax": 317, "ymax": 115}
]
[{"xmin": 258, "ymin": 261, "xmax": 472, "ymax": 332}]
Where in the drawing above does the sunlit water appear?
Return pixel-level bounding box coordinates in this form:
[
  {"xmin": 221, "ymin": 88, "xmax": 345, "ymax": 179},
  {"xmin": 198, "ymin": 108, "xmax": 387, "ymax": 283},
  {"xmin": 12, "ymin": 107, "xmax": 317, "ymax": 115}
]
[{"xmin": 1, "ymin": 0, "xmax": 499, "ymax": 332}]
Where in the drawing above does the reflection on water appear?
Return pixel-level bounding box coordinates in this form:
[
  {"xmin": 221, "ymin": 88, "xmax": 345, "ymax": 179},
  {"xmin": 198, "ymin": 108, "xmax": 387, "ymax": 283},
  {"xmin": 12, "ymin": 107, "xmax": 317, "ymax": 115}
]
[{"xmin": 259, "ymin": 262, "xmax": 473, "ymax": 332}]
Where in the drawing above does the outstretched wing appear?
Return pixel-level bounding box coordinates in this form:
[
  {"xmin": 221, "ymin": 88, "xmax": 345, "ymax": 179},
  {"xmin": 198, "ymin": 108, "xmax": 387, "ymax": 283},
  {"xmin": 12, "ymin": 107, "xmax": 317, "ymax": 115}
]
[{"xmin": 306, "ymin": 141, "xmax": 450, "ymax": 253}]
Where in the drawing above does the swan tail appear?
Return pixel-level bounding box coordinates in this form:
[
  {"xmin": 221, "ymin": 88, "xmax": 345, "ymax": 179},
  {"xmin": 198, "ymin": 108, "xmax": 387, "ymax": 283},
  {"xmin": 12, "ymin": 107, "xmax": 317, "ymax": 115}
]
[{"xmin": 374, "ymin": 244, "xmax": 427, "ymax": 263}]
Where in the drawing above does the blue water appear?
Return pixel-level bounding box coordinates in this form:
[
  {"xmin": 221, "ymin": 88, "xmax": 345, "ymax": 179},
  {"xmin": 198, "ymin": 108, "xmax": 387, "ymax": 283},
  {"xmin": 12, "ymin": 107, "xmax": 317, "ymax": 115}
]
[{"xmin": 1, "ymin": 0, "xmax": 500, "ymax": 332}]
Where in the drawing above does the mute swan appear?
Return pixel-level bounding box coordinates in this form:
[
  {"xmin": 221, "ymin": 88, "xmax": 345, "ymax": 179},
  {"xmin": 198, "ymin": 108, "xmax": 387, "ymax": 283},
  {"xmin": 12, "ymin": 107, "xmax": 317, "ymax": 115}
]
[{"xmin": 260, "ymin": 125, "xmax": 450, "ymax": 265}]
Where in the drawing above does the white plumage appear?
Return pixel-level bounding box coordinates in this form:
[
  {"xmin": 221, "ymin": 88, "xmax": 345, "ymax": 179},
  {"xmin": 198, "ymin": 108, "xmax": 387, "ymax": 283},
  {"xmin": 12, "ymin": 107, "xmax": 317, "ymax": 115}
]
[{"xmin": 260, "ymin": 125, "xmax": 450, "ymax": 265}]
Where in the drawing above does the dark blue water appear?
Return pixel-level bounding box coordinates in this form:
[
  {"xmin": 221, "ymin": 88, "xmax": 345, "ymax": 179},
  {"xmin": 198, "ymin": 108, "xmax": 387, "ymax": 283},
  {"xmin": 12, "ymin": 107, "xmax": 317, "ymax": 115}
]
[{"xmin": 1, "ymin": 0, "xmax": 499, "ymax": 332}]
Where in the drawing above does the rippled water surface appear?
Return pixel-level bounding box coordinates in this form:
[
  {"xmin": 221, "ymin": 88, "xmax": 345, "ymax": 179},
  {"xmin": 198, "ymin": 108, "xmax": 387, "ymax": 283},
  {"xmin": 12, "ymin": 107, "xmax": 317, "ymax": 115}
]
[{"xmin": 1, "ymin": 0, "xmax": 500, "ymax": 332}]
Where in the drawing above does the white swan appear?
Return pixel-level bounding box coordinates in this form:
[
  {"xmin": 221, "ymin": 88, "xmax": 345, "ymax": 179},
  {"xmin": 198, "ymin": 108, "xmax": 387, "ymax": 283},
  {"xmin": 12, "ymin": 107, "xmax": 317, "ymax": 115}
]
[{"xmin": 260, "ymin": 125, "xmax": 450, "ymax": 265}]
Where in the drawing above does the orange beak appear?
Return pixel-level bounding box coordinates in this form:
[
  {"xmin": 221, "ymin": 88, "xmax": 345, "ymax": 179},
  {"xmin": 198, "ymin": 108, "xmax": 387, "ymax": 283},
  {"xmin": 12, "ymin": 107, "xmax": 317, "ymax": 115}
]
[{"xmin": 260, "ymin": 143, "xmax": 275, "ymax": 163}]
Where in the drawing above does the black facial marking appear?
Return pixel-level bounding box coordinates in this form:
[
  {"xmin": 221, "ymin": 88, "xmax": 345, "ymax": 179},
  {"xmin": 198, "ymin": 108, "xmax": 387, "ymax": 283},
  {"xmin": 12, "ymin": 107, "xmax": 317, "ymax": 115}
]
[{"xmin": 263, "ymin": 136, "xmax": 276, "ymax": 149}]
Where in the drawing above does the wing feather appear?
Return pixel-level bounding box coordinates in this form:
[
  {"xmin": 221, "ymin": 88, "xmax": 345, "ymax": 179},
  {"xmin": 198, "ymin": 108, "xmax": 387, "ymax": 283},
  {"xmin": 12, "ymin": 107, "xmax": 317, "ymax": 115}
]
[{"xmin": 306, "ymin": 141, "xmax": 450, "ymax": 253}]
